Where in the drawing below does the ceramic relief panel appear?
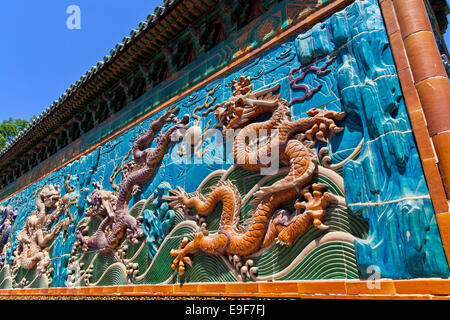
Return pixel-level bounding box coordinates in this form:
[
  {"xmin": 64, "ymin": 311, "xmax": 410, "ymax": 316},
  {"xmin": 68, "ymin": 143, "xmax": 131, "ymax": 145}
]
[{"xmin": 0, "ymin": 0, "xmax": 447, "ymax": 289}]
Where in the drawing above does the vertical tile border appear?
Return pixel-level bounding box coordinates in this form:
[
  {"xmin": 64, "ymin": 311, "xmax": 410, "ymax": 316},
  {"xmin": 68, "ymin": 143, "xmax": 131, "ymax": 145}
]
[
  {"xmin": 379, "ymin": 0, "xmax": 450, "ymax": 265},
  {"xmin": 391, "ymin": 0, "xmax": 450, "ymax": 197}
]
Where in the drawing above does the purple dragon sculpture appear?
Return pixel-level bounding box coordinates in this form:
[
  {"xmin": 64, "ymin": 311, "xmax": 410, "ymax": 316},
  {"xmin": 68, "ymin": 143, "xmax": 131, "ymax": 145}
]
[
  {"xmin": 0, "ymin": 206, "xmax": 17, "ymax": 267},
  {"xmin": 77, "ymin": 106, "xmax": 189, "ymax": 253},
  {"xmin": 288, "ymin": 56, "xmax": 336, "ymax": 105}
]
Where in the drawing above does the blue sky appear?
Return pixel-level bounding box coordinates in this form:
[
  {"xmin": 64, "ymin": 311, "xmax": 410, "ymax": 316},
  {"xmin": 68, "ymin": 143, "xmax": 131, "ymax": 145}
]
[
  {"xmin": 0, "ymin": 1, "xmax": 161, "ymax": 122},
  {"xmin": 0, "ymin": 1, "xmax": 449, "ymax": 123}
]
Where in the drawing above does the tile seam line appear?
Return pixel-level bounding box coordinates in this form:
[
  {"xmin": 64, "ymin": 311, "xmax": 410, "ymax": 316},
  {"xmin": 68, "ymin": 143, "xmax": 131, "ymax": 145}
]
[
  {"xmin": 432, "ymin": 130, "xmax": 450, "ymax": 138},
  {"xmin": 415, "ymin": 75, "xmax": 450, "ymax": 87},
  {"xmin": 364, "ymin": 130, "xmax": 413, "ymax": 145},
  {"xmin": 0, "ymin": 0, "xmax": 355, "ymax": 204},
  {"xmin": 401, "ymin": 29, "xmax": 435, "ymax": 42},
  {"xmin": 347, "ymin": 195, "xmax": 431, "ymax": 207}
]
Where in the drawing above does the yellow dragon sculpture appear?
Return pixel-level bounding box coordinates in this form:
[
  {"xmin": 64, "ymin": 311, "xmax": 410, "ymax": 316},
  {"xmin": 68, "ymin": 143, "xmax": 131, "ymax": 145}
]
[{"xmin": 164, "ymin": 76, "xmax": 345, "ymax": 275}]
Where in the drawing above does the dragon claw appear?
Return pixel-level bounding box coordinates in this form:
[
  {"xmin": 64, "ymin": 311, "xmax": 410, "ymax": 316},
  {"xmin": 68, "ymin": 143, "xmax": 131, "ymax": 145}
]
[
  {"xmin": 295, "ymin": 184, "xmax": 331, "ymax": 231},
  {"xmin": 170, "ymin": 237, "xmax": 192, "ymax": 276},
  {"xmin": 163, "ymin": 187, "xmax": 189, "ymax": 211},
  {"xmin": 304, "ymin": 108, "xmax": 346, "ymax": 141},
  {"xmin": 166, "ymin": 106, "xmax": 179, "ymax": 117},
  {"xmin": 314, "ymin": 221, "xmax": 329, "ymax": 230}
]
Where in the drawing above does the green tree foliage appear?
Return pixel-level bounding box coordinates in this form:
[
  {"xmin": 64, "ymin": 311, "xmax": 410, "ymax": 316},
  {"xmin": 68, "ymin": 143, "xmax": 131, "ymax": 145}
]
[{"xmin": 0, "ymin": 117, "xmax": 33, "ymax": 151}]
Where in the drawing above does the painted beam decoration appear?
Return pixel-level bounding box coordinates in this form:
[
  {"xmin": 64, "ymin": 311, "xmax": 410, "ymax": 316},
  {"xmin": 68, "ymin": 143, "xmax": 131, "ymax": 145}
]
[{"xmin": 0, "ymin": 0, "xmax": 448, "ymax": 292}]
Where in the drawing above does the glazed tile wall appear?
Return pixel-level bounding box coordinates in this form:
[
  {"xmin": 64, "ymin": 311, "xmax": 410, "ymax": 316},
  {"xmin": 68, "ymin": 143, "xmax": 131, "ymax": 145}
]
[{"xmin": 0, "ymin": 0, "xmax": 448, "ymax": 289}]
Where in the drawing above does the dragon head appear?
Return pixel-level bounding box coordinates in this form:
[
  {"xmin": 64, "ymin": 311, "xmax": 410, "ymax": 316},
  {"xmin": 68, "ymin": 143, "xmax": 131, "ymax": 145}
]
[
  {"xmin": 85, "ymin": 182, "xmax": 117, "ymax": 218},
  {"xmin": 0, "ymin": 206, "xmax": 17, "ymax": 225},
  {"xmin": 38, "ymin": 184, "xmax": 62, "ymax": 209},
  {"xmin": 214, "ymin": 76, "xmax": 283, "ymax": 133},
  {"xmin": 214, "ymin": 77, "xmax": 257, "ymax": 132},
  {"xmin": 214, "ymin": 97, "xmax": 245, "ymax": 130},
  {"xmin": 170, "ymin": 113, "xmax": 190, "ymax": 142}
]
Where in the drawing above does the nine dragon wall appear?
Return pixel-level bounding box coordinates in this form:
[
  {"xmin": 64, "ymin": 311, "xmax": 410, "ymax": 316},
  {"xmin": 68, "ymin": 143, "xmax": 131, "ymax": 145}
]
[{"xmin": 0, "ymin": 0, "xmax": 448, "ymax": 289}]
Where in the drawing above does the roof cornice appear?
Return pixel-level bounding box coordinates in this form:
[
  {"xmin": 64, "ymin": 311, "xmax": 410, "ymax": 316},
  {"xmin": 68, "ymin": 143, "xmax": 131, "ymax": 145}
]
[{"xmin": 0, "ymin": 0, "xmax": 217, "ymax": 169}]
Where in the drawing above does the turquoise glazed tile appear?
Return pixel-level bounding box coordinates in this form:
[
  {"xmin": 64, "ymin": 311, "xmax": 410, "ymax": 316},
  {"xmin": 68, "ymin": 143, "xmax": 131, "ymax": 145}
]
[{"xmin": 355, "ymin": 198, "xmax": 449, "ymax": 278}]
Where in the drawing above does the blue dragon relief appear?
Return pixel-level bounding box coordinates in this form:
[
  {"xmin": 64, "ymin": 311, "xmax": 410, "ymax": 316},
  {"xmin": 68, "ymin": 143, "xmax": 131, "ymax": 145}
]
[
  {"xmin": 51, "ymin": 147, "xmax": 102, "ymax": 287},
  {"xmin": 142, "ymin": 182, "xmax": 176, "ymax": 260}
]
